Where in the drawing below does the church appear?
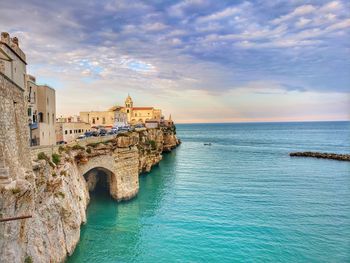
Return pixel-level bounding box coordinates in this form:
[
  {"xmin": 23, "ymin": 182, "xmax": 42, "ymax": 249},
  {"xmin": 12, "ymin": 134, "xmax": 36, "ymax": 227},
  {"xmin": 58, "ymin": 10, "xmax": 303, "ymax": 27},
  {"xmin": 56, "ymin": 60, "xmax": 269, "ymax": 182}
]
[
  {"xmin": 79, "ymin": 95, "xmax": 162, "ymax": 128},
  {"xmin": 121, "ymin": 95, "xmax": 162, "ymax": 125}
]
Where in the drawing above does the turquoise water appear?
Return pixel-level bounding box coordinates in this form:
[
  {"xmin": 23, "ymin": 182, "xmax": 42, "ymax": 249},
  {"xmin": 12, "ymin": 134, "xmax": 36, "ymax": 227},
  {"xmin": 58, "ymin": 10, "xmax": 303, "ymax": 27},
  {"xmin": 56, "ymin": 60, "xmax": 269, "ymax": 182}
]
[{"xmin": 67, "ymin": 122, "xmax": 350, "ymax": 262}]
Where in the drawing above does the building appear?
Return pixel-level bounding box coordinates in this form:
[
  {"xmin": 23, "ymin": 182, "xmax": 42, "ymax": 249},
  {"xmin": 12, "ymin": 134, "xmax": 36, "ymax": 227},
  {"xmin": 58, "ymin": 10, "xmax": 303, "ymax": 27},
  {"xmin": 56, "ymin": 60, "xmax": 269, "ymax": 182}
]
[
  {"xmin": 79, "ymin": 95, "xmax": 161, "ymax": 127},
  {"xmin": 26, "ymin": 74, "xmax": 56, "ymax": 146},
  {"xmin": 80, "ymin": 106, "xmax": 127, "ymax": 129},
  {"xmin": 121, "ymin": 95, "xmax": 162, "ymax": 125},
  {"xmin": 56, "ymin": 115, "xmax": 81, "ymax": 123},
  {"xmin": 0, "ymin": 32, "xmax": 32, "ymax": 182},
  {"xmin": 56, "ymin": 121, "xmax": 91, "ymax": 143},
  {"xmin": 0, "ymin": 32, "xmax": 26, "ymax": 90},
  {"xmin": 145, "ymin": 120, "xmax": 159, "ymax": 129}
]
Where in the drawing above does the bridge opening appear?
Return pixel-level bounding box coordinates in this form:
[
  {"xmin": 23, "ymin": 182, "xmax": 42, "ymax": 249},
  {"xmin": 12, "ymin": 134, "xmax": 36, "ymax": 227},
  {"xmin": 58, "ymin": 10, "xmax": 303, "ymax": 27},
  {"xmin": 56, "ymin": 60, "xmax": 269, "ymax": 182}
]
[{"xmin": 84, "ymin": 167, "xmax": 113, "ymax": 197}]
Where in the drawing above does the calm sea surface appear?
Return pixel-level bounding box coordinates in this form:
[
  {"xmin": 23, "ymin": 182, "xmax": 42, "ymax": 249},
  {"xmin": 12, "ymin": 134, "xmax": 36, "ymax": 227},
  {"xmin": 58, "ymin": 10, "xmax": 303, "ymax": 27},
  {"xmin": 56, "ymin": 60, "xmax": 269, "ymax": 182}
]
[{"xmin": 67, "ymin": 122, "xmax": 350, "ymax": 262}]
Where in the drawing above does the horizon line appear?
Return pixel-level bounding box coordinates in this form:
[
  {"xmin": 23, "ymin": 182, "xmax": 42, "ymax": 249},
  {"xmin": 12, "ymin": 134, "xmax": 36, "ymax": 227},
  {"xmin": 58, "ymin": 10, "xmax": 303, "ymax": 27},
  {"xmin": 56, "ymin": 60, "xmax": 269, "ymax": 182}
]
[{"xmin": 175, "ymin": 120, "xmax": 350, "ymax": 125}]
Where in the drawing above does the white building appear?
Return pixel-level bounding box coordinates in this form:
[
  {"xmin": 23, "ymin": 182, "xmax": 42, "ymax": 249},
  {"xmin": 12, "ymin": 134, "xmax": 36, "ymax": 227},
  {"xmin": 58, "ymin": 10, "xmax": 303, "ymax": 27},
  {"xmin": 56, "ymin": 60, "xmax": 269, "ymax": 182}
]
[
  {"xmin": 56, "ymin": 121, "xmax": 91, "ymax": 143},
  {"xmin": 26, "ymin": 74, "xmax": 56, "ymax": 146}
]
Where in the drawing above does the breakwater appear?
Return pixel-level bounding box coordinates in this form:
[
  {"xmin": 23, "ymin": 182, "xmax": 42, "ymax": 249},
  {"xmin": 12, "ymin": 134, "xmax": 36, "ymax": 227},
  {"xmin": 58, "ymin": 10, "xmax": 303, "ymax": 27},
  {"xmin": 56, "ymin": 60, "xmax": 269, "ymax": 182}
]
[{"xmin": 290, "ymin": 151, "xmax": 350, "ymax": 161}]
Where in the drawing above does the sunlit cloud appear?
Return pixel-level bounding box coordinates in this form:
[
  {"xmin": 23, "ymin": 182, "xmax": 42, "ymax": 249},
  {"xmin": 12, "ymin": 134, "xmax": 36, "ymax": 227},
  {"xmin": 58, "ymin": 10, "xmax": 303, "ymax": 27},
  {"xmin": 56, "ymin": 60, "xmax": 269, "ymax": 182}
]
[{"xmin": 0, "ymin": 0, "xmax": 349, "ymax": 122}]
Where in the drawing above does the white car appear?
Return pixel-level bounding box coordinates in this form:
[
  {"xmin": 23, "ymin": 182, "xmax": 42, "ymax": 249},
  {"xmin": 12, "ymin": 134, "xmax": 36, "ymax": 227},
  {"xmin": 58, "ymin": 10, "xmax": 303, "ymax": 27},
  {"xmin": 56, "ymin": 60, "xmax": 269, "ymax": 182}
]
[{"xmin": 76, "ymin": 135, "xmax": 86, "ymax": 140}]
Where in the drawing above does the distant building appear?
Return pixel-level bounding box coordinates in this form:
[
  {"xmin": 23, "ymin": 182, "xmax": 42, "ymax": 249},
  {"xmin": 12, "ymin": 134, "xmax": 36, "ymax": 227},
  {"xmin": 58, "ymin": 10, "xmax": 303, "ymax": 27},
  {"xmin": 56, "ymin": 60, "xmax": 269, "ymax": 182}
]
[
  {"xmin": 145, "ymin": 120, "xmax": 159, "ymax": 129},
  {"xmin": 26, "ymin": 74, "xmax": 56, "ymax": 146},
  {"xmin": 56, "ymin": 115, "xmax": 81, "ymax": 123},
  {"xmin": 56, "ymin": 121, "xmax": 91, "ymax": 143},
  {"xmin": 121, "ymin": 95, "xmax": 162, "ymax": 125},
  {"xmin": 162, "ymin": 114, "xmax": 174, "ymax": 127},
  {"xmin": 79, "ymin": 94, "xmax": 162, "ymax": 128},
  {"xmin": 80, "ymin": 106, "xmax": 127, "ymax": 129}
]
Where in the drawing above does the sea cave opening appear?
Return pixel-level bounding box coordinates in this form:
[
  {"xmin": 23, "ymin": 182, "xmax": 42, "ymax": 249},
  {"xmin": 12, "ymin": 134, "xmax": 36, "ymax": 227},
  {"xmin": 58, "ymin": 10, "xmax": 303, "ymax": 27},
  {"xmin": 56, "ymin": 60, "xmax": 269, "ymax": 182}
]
[{"xmin": 83, "ymin": 167, "xmax": 113, "ymax": 197}]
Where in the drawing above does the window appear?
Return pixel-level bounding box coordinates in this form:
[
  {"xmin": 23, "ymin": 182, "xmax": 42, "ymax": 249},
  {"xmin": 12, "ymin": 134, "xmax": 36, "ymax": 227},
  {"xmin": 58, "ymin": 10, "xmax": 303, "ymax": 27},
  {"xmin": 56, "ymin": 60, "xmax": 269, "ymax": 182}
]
[
  {"xmin": 127, "ymin": 109, "xmax": 129, "ymax": 113},
  {"xmin": 52, "ymin": 114, "xmax": 54, "ymax": 124},
  {"xmin": 38, "ymin": 112, "xmax": 43, "ymax": 122},
  {"xmin": 102, "ymin": 117, "xmax": 106, "ymax": 124},
  {"xmin": 70, "ymin": 130, "xmax": 72, "ymax": 134},
  {"xmin": 97, "ymin": 117, "xmax": 99, "ymax": 121},
  {"xmin": 28, "ymin": 108, "xmax": 31, "ymax": 117},
  {"xmin": 47, "ymin": 113, "xmax": 50, "ymax": 124},
  {"xmin": 92, "ymin": 118, "xmax": 95, "ymax": 124},
  {"xmin": 65, "ymin": 130, "xmax": 68, "ymax": 135},
  {"xmin": 47, "ymin": 97, "xmax": 49, "ymax": 105}
]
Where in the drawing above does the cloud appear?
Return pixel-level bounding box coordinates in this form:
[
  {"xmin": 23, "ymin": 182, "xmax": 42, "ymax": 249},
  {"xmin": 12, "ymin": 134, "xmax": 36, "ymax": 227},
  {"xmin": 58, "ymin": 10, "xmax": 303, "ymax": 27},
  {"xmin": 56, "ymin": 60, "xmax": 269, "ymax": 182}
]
[{"xmin": 0, "ymin": 0, "xmax": 348, "ymax": 122}]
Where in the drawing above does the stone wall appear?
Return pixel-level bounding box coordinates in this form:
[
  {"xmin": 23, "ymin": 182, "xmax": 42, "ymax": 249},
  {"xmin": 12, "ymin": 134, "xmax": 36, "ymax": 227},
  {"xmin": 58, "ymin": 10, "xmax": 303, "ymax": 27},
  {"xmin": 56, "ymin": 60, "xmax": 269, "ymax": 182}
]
[{"xmin": 0, "ymin": 72, "xmax": 32, "ymax": 177}]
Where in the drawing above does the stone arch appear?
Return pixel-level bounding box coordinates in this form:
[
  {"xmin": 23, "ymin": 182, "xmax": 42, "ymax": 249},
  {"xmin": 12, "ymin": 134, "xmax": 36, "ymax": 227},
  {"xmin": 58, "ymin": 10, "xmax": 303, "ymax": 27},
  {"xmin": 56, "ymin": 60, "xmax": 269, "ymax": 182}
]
[{"xmin": 78, "ymin": 155, "xmax": 118, "ymax": 199}]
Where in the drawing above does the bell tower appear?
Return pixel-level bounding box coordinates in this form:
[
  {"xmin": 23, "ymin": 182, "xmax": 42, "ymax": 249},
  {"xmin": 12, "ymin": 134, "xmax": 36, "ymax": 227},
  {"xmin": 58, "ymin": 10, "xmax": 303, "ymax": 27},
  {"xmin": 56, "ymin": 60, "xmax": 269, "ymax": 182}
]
[
  {"xmin": 125, "ymin": 94, "xmax": 133, "ymax": 108},
  {"xmin": 124, "ymin": 94, "xmax": 133, "ymax": 123}
]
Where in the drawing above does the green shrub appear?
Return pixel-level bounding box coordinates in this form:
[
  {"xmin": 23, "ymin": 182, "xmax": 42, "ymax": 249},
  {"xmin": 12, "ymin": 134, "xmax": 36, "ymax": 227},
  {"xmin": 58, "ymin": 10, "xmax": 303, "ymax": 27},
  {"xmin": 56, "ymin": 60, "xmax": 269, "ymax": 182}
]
[
  {"xmin": 86, "ymin": 147, "xmax": 92, "ymax": 154},
  {"xmin": 58, "ymin": 146, "xmax": 65, "ymax": 153},
  {"xmin": 52, "ymin": 172, "xmax": 57, "ymax": 177},
  {"xmin": 11, "ymin": 188, "xmax": 21, "ymax": 194},
  {"xmin": 24, "ymin": 256, "xmax": 33, "ymax": 263},
  {"xmin": 87, "ymin": 142, "xmax": 100, "ymax": 148},
  {"xmin": 72, "ymin": 144, "xmax": 85, "ymax": 151},
  {"xmin": 52, "ymin": 153, "xmax": 61, "ymax": 165},
  {"xmin": 37, "ymin": 152, "xmax": 49, "ymax": 161},
  {"xmin": 37, "ymin": 152, "xmax": 55, "ymax": 167},
  {"xmin": 148, "ymin": 140, "xmax": 157, "ymax": 149},
  {"xmin": 60, "ymin": 170, "xmax": 67, "ymax": 176},
  {"xmin": 57, "ymin": 192, "xmax": 65, "ymax": 198}
]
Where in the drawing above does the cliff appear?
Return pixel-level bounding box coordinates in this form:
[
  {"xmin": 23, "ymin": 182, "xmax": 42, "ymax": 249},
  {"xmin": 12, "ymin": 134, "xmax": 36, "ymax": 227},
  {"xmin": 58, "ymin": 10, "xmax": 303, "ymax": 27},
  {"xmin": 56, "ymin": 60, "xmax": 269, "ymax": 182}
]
[{"xmin": 0, "ymin": 127, "xmax": 180, "ymax": 263}]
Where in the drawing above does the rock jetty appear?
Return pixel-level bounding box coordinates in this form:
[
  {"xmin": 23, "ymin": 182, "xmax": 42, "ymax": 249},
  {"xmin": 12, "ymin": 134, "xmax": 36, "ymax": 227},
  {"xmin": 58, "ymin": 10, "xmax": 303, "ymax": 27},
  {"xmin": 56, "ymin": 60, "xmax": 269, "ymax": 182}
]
[{"xmin": 289, "ymin": 151, "xmax": 350, "ymax": 161}]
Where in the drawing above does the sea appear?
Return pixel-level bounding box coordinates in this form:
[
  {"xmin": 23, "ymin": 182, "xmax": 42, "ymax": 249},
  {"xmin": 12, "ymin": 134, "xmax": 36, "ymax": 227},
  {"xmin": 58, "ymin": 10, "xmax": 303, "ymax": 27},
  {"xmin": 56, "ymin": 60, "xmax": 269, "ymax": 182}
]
[{"xmin": 67, "ymin": 121, "xmax": 350, "ymax": 263}]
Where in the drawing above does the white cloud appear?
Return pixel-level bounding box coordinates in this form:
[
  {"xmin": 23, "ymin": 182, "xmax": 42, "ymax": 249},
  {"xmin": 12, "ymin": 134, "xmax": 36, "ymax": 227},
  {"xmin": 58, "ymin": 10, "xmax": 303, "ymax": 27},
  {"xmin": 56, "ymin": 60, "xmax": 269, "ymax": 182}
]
[{"xmin": 272, "ymin": 5, "xmax": 316, "ymax": 24}]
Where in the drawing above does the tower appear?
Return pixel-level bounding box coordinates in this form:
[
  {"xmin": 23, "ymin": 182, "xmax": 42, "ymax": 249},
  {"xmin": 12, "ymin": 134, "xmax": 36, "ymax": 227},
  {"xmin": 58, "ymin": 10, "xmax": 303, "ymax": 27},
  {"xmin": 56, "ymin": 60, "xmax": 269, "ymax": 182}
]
[
  {"xmin": 124, "ymin": 94, "xmax": 133, "ymax": 123},
  {"xmin": 125, "ymin": 94, "xmax": 133, "ymax": 108}
]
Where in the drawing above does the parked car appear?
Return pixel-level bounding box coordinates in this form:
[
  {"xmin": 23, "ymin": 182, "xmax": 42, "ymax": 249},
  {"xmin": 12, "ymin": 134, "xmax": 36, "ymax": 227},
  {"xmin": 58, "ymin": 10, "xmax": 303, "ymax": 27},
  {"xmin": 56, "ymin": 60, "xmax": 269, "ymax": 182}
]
[
  {"xmin": 91, "ymin": 131, "xmax": 99, "ymax": 137},
  {"xmin": 77, "ymin": 135, "xmax": 86, "ymax": 140},
  {"xmin": 84, "ymin": 131, "xmax": 93, "ymax": 137},
  {"xmin": 99, "ymin": 129, "xmax": 107, "ymax": 136},
  {"xmin": 56, "ymin": 141, "xmax": 67, "ymax": 145}
]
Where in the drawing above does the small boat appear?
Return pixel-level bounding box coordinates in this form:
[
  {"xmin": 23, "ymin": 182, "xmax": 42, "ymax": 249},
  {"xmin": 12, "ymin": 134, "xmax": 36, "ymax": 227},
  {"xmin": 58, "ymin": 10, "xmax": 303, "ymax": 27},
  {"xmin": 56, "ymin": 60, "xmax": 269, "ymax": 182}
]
[{"xmin": 204, "ymin": 143, "xmax": 212, "ymax": 146}]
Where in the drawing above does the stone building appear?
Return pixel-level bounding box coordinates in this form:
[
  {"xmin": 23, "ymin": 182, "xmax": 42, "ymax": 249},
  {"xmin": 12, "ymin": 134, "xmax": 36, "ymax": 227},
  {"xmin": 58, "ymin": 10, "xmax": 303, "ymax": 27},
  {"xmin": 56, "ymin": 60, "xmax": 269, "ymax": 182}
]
[
  {"xmin": 80, "ymin": 95, "xmax": 161, "ymax": 127},
  {"xmin": 26, "ymin": 74, "xmax": 56, "ymax": 146},
  {"xmin": 80, "ymin": 106, "xmax": 127, "ymax": 129},
  {"xmin": 0, "ymin": 31, "xmax": 31, "ymax": 187},
  {"xmin": 56, "ymin": 121, "xmax": 91, "ymax": 143},
  {"xmin": 121, "ymin": 95, "xmax": 162, "ymax": 124},
  {"xmin": 0, "ymin": 32, "xmax": 26, "ymax": 90}
]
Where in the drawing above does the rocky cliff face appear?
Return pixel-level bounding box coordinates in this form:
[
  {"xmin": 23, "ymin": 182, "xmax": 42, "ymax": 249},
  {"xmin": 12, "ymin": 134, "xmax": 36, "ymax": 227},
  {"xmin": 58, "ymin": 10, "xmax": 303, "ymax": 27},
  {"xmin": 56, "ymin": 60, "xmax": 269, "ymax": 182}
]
[{"xmin": 0, "ymin": 126, "xmax": 180, "ymax": 263}]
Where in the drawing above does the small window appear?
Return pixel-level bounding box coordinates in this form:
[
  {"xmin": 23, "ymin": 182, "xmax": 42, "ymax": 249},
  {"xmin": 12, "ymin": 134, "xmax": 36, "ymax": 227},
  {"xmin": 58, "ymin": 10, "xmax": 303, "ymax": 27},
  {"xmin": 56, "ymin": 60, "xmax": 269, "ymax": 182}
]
[
  {"xmin": 92, "ymin": 118, "xmax": 95, "ymax": 124},
  {"xmin": 52, "ymin": 114, "xmax": 54, "ymax": 124},
  {"xmin": 70, "ymin": 130, "xmax": 72, "ymax": 134},
  {"xmin": 97, "ymin": 117, "xmax": 99, "ymax": 121},
  {"xmin": 47, "ymin": 113, "xmax": 50, "ymax": 124},
  {"xmin": 65, "ymin": 130, "xmax": 68, "ymax": 135},
  {"xmin": 38, "ymin": 112, "xmax": 43, "ymax": 122}
]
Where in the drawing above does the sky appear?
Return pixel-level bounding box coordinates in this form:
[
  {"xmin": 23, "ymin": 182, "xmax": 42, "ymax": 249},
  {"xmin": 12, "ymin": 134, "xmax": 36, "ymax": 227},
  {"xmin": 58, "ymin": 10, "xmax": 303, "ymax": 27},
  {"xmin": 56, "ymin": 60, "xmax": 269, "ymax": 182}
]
[{"xmin": 1, "ymin": 0, "xmax": 349, "ymax": 123}]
